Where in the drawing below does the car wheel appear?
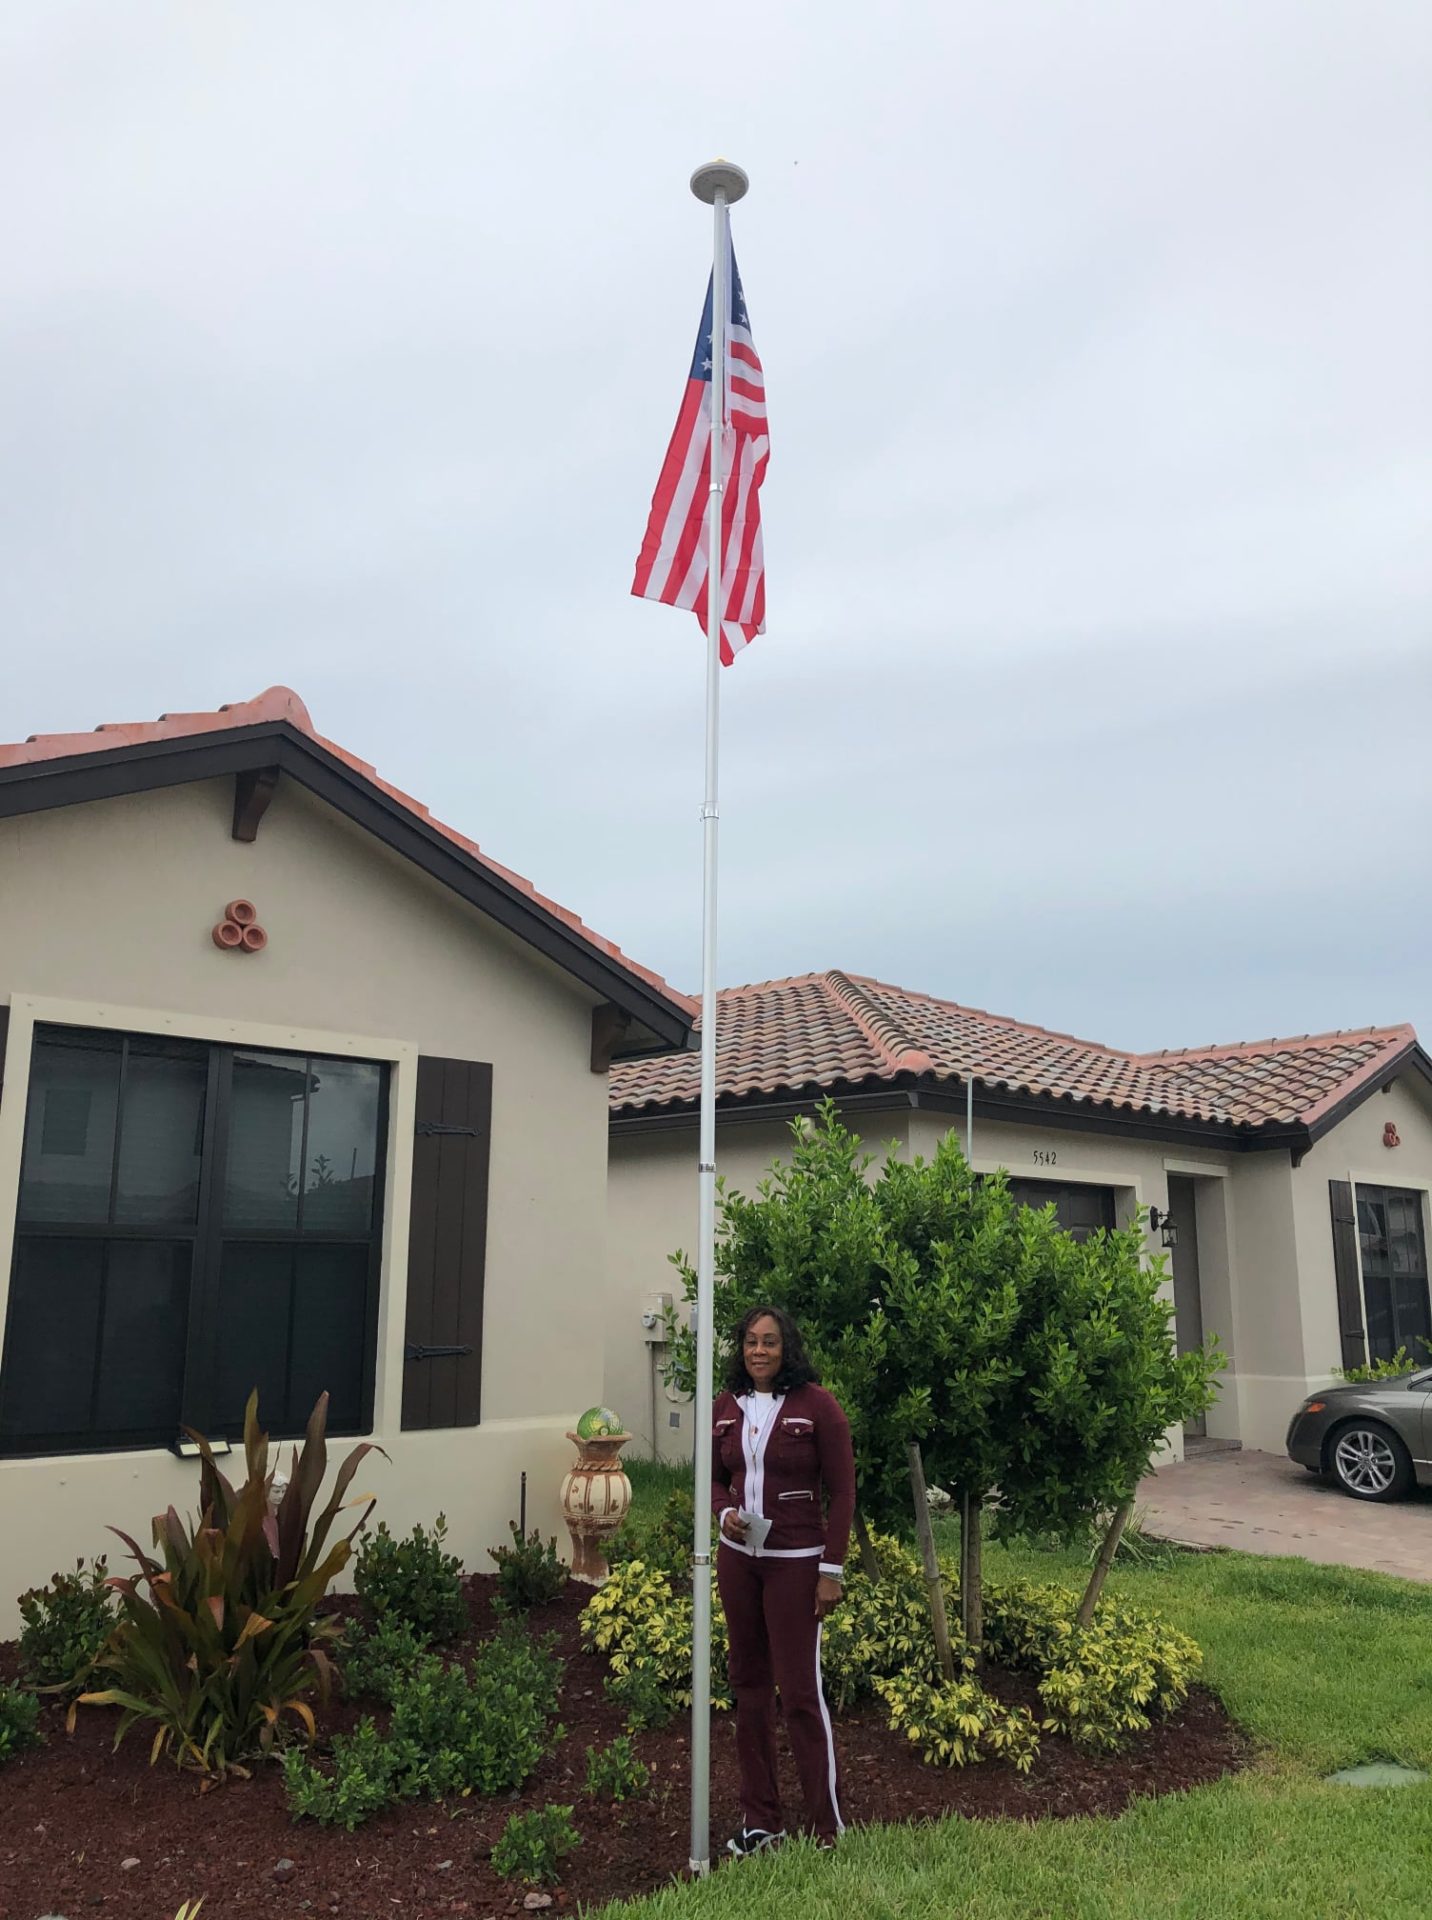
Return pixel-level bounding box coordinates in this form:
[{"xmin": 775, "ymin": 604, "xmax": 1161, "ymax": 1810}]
[{"xmin": 1328, "ymin": 1421, "xmax": 1414, "ymax": 1502}]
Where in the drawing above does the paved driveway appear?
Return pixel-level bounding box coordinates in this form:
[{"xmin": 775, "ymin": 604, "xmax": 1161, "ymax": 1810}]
[{"xmin": 1136, "ymin": 1447, "xmax": 1432, "ymax": 1584}]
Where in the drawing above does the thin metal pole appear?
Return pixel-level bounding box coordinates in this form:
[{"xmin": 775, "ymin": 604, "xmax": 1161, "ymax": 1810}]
[
  {"xmin": 966, "ymin": 1074, "xmax": 974, "ymax": 1164},
  {"xmin": 688, "ymin": 184, "xmax": 728, "ymax": 1881}
]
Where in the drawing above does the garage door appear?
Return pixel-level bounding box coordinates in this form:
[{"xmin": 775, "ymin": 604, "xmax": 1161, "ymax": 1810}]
[{"xmin": 1006, "ymin": 1178, "xmax": 1116, "ymax": 1243}]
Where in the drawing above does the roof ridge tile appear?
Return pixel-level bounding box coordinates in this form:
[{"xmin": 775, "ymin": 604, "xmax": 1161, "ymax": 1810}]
[{"xmin": 822, "ymin": 970, "xmax": 936, "ymax": 1076}]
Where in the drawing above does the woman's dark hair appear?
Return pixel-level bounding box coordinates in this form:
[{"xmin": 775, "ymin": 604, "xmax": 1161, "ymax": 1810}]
[{"xmin": 723, "ymin": 1304, "xmax": 821, "ymax": 1396}]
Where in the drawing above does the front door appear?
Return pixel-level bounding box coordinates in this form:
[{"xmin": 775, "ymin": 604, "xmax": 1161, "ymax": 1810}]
[
  {"xmin": 1355, "ymin": 1185, "xmax": 1432, "ymax": 1367},
  {"xmin": 1167, "ymin": 1175, "xmax": 1206, "ymax": 1436}
]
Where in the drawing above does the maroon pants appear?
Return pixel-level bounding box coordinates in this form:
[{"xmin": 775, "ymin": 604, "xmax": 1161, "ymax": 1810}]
[{"xmin": 717, "ymin": 1546, "xmax": 844, "ymax": 1840}]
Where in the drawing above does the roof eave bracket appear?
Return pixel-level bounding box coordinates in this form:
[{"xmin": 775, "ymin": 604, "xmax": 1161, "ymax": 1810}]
[{"xmin": 232, "ymin": 765, "xmax": 280, "ymax": 843}]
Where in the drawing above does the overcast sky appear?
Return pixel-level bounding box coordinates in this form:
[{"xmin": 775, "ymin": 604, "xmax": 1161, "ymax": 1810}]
[{"xmin": 3, "ymin": 3, "xmax": 1429, "ymax": 1052}]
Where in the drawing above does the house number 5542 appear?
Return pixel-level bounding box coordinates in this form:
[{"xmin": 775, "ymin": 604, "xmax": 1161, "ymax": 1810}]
[{"xmin": 1033, "ymin": 1149, "xmax": 1057, "ymax": 1167}]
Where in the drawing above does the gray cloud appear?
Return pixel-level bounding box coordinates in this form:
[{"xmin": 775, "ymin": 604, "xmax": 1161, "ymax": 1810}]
[{"xmin": 2, "ymin": 0, "xmax": 1428, "ymax": 1052}]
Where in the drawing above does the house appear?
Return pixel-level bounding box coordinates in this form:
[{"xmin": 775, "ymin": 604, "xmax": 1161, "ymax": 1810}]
[
  {"xmin": 606, "ymin": 970, "xmax": 1432, "ymax": 1462},
  {"xmin": 0, "ymin": 687, "xmax": 694, "ymax": 1634}
]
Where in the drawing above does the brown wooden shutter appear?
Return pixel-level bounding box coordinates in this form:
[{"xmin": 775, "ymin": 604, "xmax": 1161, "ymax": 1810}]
[
  {"xmin": 402, "ymin": 1057, "xmax": 492, "ymax": 1431},
  {"xmin": 1328, "ymin": 1180, "xmax": 1368, "ymax": 1372}
]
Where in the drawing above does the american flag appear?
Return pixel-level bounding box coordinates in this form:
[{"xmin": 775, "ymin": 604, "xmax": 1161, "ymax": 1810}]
[{"xmin": 631, "ymin": 243, "xmax": 768, "ymax": 664}]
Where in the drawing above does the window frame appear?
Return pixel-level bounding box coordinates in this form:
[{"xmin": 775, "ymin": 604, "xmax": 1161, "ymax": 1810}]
[
  {"xmin": 0, "ymin": 1023, "xmax": 390, "ymax": 1459},
  {"xmin": 1353, "ymin": 1180, "xmax": 1432, "ymax": 1367},
  {"xmin": 1004, "ymin": 1176, "xmax": 1118, "ymax": 1243}
]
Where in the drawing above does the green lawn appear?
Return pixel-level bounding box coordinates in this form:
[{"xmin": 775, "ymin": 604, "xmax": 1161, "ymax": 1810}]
[{"xmin": 599, "ymin": 1478, "xmax": 1432, "ymax": 1918}]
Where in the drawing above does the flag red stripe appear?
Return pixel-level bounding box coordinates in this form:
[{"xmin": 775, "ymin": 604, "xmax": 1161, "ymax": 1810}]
[
  {"xmin": 631, "ymin": 382, "xmax": 705, "ymax": 597},
  {"xmin": 631, "ymin": 252, "xmax": 769, "ymax": 663}
]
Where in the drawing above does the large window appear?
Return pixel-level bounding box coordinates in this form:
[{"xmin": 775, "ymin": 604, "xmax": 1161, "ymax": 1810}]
[
  {"xmin": 0, "ymin": 1025, "xmax": 388, "ymax": 1457},
  {"xmin": 1356, "ymin": 1184, "xmax": 1431, "ymax": 1366}
]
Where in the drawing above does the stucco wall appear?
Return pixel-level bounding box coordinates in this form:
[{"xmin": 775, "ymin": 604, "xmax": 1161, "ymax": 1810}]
[{"xmin": 0, "ymin": 778, "xmax": 612, "ymax": 1634}]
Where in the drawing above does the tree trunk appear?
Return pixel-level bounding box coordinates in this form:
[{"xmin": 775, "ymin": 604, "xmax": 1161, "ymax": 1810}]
[
  {"xmin": 1077, "ymin": 1495, "xmax": 1134, "ymax": 1628},
  {"xmin": 853, "ymin": 1508, "xmax": 880, "ymax": 1583},
  {"xmin": 906, "ymin": 1441, "xmax": 956, "ymax": 1683},
  {"xmin": 960, "ymin": 1491, "xmax": 984, "ymax": 1669}
]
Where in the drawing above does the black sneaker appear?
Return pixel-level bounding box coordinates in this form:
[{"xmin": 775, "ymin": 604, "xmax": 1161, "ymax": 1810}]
[{"xmin": 727, "ymin": 1827, "xmax": 785, "ymax": 1859}]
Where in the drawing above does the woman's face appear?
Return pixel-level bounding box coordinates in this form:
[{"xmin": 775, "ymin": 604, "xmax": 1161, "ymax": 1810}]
[{"xmin": 742, "ymin": 1313, "xmax": 783, "ymax": 1389}]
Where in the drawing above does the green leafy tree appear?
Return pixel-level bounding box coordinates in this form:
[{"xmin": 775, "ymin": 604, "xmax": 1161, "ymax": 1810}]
[{"xmin": 665, "ymin": 1103, "xmax": 1220, "ymax": 1635}]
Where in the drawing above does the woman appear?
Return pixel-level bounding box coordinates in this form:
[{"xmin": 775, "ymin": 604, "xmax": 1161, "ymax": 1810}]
[{"xmin": 712, "ymin": 1304, "xmax": 856, "ymax": 1857}]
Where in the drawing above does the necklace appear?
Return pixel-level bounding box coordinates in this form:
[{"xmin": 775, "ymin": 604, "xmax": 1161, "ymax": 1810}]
[{"xmin": 746, "ymin": 1394, "xmax": 780, "ymax": 1446}]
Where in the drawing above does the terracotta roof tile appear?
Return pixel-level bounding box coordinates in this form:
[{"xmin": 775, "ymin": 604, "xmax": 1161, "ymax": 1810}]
[
  {"xmin": 0, "ymin": 687, "xmax": 694, "ymax": 1022},
  {"xmin": 610, "ymin": 970, "xmax": 1417, "ymax": 1136}
]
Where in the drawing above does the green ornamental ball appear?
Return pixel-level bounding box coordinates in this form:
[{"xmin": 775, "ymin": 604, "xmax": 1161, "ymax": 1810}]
[{"xmin": 577, "ymin": 1405, "xmax": 623, "ymax": 1439}]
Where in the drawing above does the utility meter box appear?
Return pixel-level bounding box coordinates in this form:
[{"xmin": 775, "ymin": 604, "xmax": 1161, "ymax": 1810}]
[{"xmin": 640, "ymin": 1290, "xmax": 673, "ymax": 1343}]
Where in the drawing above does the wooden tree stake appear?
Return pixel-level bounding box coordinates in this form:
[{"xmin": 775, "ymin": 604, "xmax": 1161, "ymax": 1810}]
[
  {"xmin": 853, "ymin": 1508, "xmax": 880, "ymax": 1583},
  {"xmin": 1077, "ymin": 1495, "xmax": 1135, "ymax": 1628},
  {"xmin": 960, "ymin": 1490, "xmax": 984, "ymax": 1668},
  {"xmin": 907, "ymin": 1441, "xmax": 956, "ymax": 1683}
]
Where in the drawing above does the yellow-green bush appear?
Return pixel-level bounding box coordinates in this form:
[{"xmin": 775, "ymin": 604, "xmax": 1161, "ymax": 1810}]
[
  {"xmin": 1038, "ymin": 1609, "xmax": 1202, "ymax": 1750},
  {"xmin": 821, "ymin": 1532, "xmax": 972, "ymax": 1711},
  {"xmin": 874, "ymin": 1670, "xmax": 1040, "ymax": 1770},
  {"xmin": 580, "ymin": 1536, "xmax": 1199, "ymax": 1761},
  {"xmin": 579, "ymin": 1560, "xmax": 730, "ymax": 1710},
  {"xmin": 983, "ymin": 1577, "xmax": 1080, "ymax": 1670},
  {"xmin": 983, "ymin": 1575, "xmax": 1202, "ymax": 1749}
]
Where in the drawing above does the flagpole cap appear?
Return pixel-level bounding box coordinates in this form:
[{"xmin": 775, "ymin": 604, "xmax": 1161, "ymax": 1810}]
[{"xmin": 690, "ymin": 160, "xmax": 749, "ymax": 205}]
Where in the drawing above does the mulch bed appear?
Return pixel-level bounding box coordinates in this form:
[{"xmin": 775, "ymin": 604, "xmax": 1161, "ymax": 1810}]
[{"xmin": 0, "ymin": 1574, "xmax": 1250, "ymax": 1919}]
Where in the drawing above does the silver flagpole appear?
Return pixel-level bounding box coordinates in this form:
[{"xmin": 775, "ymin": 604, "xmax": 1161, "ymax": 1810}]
[{"xmin": 687, "ymin": 154, "xmax": 746, "ymax": 1879}]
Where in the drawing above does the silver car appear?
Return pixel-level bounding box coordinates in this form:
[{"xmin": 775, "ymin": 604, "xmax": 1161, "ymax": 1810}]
[{"xmin": 1286, "ymin": 1368, "xmax": 1432, "ymax": 1501}]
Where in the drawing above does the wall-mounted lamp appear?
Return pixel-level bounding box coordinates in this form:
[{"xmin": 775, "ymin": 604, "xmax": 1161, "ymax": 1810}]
[{"xmin": 1148, "ymin": 1206, "xmax": 1179, "ymax": 1249}]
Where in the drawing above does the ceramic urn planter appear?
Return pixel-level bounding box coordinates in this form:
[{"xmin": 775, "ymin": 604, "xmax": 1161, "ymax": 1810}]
[{"xmin": 560, "ymin": 1431, "xmax": 632, "ymax": 1585}]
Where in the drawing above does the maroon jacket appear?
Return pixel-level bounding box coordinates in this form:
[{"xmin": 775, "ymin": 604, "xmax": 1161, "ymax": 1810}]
[{"xmin": 711, "ymin": 1382, "xmax": 856, "ymax": 1575}]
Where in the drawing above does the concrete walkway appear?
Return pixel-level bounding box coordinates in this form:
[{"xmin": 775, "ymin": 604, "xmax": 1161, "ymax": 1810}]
[{"xmin": 1136, "ymin": 1447, "xmax": 1432, "ymax": 1584}]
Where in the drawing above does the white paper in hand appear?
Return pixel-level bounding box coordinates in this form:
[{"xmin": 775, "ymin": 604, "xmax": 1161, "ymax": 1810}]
[{"xmin": 741, "ymin": 1510, "xmax": 772, "ymax": 1552}]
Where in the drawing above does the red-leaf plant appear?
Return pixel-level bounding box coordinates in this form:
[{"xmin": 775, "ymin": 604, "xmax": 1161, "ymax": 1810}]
[{"xmin": 77, "ymin": 1390, "xmax": 384, "ymax": 1776}]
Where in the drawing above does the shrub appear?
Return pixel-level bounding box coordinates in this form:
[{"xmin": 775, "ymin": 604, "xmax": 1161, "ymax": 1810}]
[
  {"xmin": 1038, "ymin": 1609, "xmax": 1202, "ymax": 1750},
  {"xmin": 580, "ymin": 1559, "xmax": 729, "ymax": 1710},
  {"xmin": 80, "ymin": 1391, "xmax": 379, "ymax": 1775},
  {"xmin": 581, "ymin": 1531, "xmax": 1198, "ymax": 1763},
  {"xmin": 287, "ymin": 1623, "xmax": 564, "ymax": 1828},
  {"xmin": 339, "ymin": 1613, "xmax": 428, "ymax": 1704},
  {"xmin": 0, "ymin": 1682, "xmax": 43, "ymax": 1763},
  {"xmin": 282, "ymin": 1718, "xmax": 408, "ymax": 1829},
  {"xmin": 491, "ymin": 1804, "xmax": 581, "ymax": 1886},
  {"xmin": 981, "ymin": 1578, "xmax": 1076, "ymax": 1672},
  {"xmin": 603, "ymin": 1662, "xmax": 678, "ymax": 1732},
  {"xmin": 389, "ymin": 1624, "xmax": 564, "ymax": 1800},
  {"xmin": 584, "ymin": 1733, "xmax": 651, "ymax": 1801},
  {"xmin": 874, "ymin": 1670, "xmax": 1039, "ymax": 1770},
  {"xmin": 982, "ymin": 1576, "xmax": 1201, "ymax": 1749},
  {"xmin": 607, "ymin": 1482, "xmax": 694, "ymax": 1580},
  {"xmin": 1335, "ymin": 1344, "xmax": 1429, "ymax": 1384},
  {"xmin": 820, "ymin": 1532, "xmax": 965, "ymax": 1711},
  {"xmin": 488, "ymin": 1523, "xmax": 568, "ymax": 1612},
  {"xmin": 17, "ymin": 1558, "xmax": 115, "ymax": 1693},
  {"xmin": 354, "ymin": 1513, "xmax": 465, "ymax": 1643}
]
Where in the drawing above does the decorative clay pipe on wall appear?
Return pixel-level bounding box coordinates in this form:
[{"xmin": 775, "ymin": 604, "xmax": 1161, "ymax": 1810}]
[{"xmin": 212, "ymin": 899, "xmax": 268, "ymax": 953}]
